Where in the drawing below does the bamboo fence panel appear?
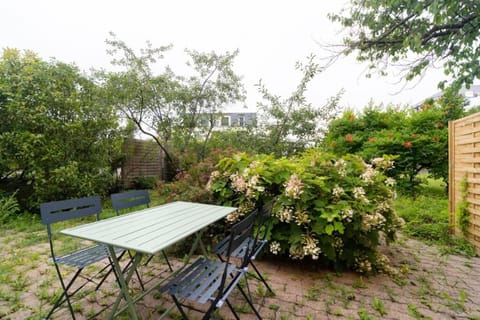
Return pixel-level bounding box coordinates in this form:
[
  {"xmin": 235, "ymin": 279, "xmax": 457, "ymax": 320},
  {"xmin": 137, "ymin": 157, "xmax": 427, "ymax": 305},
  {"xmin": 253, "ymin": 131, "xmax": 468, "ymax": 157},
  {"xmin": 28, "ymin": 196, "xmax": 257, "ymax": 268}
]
[{"xmin": 449, "ymin": 112, "xmax": 480, "ymax": 253}]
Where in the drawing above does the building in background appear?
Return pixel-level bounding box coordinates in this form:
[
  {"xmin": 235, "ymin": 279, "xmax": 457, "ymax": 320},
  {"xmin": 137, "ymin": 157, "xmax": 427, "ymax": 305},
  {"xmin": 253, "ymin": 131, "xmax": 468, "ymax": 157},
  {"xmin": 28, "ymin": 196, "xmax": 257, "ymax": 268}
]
[{"xmin": 415, "ymin": 85, "xmax": 480, "ymax": 110}]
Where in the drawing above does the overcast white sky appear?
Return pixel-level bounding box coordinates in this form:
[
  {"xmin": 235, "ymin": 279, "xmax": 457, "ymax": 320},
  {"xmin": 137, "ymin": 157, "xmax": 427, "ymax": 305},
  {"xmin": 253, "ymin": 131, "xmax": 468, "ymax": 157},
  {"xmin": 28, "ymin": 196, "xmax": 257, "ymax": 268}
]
[{"xmin": 1, "ymin": 0, "xmax": 453, "ymax": 112}]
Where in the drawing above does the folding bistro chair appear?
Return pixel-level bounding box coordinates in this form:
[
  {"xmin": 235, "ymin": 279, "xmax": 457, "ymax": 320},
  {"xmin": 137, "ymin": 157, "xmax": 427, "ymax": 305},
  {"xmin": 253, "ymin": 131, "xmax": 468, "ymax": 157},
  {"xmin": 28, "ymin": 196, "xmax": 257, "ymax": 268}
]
[
  {"xmin": 212, "ymin": 201, "xmax": 274, "ymax": 294},
  {"xmin": 40, "ymin": 196, "xmax": 116, "ymax": 319},
  {"xmin": 160, "ymin": 209, "xmax": 262, "ymax": 320},
  {"xmin": 111, "ymin": 190, "xmax": 172, "ymax": 271}
]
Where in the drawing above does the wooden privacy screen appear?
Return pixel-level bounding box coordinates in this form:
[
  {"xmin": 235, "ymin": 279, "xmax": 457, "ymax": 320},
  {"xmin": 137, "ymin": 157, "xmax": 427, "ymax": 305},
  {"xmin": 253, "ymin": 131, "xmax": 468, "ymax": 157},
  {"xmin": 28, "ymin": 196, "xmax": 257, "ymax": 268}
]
[
  {"xmin": 121, "ymin": 139, "xmax": 164, "ymax": 188},
  {"xmin": 449, "ymin": 112, "xmax": 480, "ymax": 253}
]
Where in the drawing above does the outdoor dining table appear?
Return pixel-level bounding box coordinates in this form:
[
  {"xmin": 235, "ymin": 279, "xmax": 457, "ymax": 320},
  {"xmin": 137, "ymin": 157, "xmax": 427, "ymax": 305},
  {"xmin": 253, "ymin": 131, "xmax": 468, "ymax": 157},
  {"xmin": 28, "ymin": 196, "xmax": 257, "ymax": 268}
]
[{"xmin": 60, "ymin": 200, "xmax": 237, "ymax": 319}]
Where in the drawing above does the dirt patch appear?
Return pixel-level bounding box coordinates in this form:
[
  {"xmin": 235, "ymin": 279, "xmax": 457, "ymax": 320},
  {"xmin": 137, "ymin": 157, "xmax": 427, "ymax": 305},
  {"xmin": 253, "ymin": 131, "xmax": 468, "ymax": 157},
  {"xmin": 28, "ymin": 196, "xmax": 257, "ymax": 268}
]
[{"xmin": 1, "ymin": 233, "xmax": 480, "ymax": 319}]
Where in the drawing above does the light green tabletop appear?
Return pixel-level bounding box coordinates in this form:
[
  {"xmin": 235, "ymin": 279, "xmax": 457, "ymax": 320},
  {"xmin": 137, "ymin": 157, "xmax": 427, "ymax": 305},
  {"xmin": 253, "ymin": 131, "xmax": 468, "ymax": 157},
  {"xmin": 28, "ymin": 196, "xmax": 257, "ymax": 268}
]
[{"xmin": 61, "ymin": 201, "xmax": 237, "ymax": 255}]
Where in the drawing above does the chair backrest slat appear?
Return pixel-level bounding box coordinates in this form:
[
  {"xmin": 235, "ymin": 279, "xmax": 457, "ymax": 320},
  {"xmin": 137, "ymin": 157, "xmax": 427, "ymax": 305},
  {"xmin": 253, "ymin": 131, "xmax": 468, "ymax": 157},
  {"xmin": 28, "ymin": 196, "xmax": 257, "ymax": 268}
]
[
  {"xmin": 227, "ymin": 210, "xmax": 258, "ymax": 267},
  {"xmin": 111, "ymin": 190, "xmax": 150, "ymax": 214},
  {"xmin": 253, "ymin": 200, "xmax": 274, "ymax": 243},
  {"xmin": 40, "ymin": 196, "xmax": 102, "ymax": 226}
]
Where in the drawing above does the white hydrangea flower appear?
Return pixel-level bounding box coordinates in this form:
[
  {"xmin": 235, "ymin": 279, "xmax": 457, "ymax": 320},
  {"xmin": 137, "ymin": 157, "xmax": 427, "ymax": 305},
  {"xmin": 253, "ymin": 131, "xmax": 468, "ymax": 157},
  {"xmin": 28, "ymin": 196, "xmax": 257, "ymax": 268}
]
[
  {"xmin": 340, "ymin": 208, "xmax": 354, "ymax": 222},
  {"xmin": 332, "ymin": 186, "xmax": 344, "ymax": 198},
  {"xmin": 284, "ymin": 173, "xmax": 304, "ymax": 199},
  {"xmin": 294, "ymin": 210, "xmax": 310, "ymax": 225},
  {"xmin": 361, "ymin": 212, "xmax": 386, "ymax": 231},
  {"xmin": 206, "ymin": 170, "xmax": 221, "ymax": 191},
  {"xmin": 376, "ymin": 201, "xmax": 390, "ymax": 213},
  {"xmin": 289, "ymin": 244, "xmax": 305, "ymax": 260},
  {"xmin": 270, "ymin": 241, "xmax": 281, "ymax": 255},
  {"xmin": 245, "ymin": 174, "xmax": 265, "ymax": 198},
  {"xmin": 360, "ymin": 164, "xmax": 377, "ymax": 183},
  {"xmin": 230, "ymin": 172, "xmax": 247, "ymax": 193},
  {"xmin": 275, "ymin": 206, "xmax": 294, "ymax": 223},
  {"xmin": 385, "ymin": 177, "xmax": 396, "ymax": 187},
  {"xmin": 355, "ymin": 257, "xmax": 373, "ymax": 273},
  {"xmin": 334, "ymin": 159, "xmax": 347, "ymax": 177},
  {"xmin": 353, "ymin": 186, "xmax": 370, "ymax": 203},
  {"xmin": 302, "ymin": 234, "xmax": 321, "ymax": 260},
  {"xmin": 371, "ymin": 157, "xmax": 395, "ymax": 170}
]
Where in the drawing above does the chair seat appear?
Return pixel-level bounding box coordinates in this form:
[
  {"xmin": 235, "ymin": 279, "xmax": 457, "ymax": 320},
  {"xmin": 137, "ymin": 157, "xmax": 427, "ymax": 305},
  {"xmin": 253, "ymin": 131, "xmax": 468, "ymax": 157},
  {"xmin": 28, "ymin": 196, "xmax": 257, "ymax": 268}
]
[
  {"xmin": 161, "ymin": 257, "xmax": 238, "ymax": 304},
  {"xmin": 52, "ymin": 244, "xmax": 120, "ymax": 268}
]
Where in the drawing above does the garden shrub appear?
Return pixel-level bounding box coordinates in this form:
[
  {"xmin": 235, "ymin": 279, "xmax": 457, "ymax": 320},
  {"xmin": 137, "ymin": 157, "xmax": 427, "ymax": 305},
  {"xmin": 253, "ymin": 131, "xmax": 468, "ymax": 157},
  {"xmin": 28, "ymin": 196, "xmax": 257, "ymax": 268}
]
[
  {"xmin": 0, "ymin": 192, "xmax": 20, "ymax": 223},
  {"xmin": 156, "ymin": 148, "xmax": 238, "ymax": 204},
  {"xmin": 324, "ymin": 89, "xmax": 465, "ymax": 193},
  {"xmin": 208, "ymin": 149, "xmax": 403, "ymax": 273},
  {"xmin": 132, "ymin": 176, "xmax": 157, "ymax": 190}
]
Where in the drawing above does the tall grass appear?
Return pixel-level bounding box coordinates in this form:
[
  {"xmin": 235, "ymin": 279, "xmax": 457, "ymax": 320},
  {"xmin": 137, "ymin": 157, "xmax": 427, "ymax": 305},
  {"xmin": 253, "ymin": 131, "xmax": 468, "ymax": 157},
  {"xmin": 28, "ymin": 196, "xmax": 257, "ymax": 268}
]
[{"xmin": 394, "ymin": 178, "xmax": 476, "ymax": 257}]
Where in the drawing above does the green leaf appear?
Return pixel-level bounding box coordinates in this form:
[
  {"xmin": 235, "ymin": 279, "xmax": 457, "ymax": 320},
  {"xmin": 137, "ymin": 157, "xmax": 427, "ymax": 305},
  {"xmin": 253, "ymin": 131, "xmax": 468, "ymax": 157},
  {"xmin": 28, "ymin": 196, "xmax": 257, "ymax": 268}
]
[
  {"xmin": 325, "ymin": 224, "xmax": 334, "ymax": 235},
  {"xmin": 334, "ymin": 221, "xmax": 345, "ymax": 234}
]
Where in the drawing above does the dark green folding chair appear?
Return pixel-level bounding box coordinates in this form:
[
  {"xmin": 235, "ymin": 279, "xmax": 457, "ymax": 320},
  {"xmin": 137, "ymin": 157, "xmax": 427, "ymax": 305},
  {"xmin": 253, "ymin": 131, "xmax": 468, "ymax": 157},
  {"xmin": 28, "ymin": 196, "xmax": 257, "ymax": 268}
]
[
  {"xmin": 111, "ymin": 190, "xmax": 173, "ymax": 274},
  {"xmin": 160, "ymin": 209, "xmax": 262, "ymax": 320},
  {"xmin": 40, "ymin": 196, "xmax": 118, "ymax": 319},
  {"xmin": 212, "ymin": 201, "xmax": 274, "ymax": 294}
]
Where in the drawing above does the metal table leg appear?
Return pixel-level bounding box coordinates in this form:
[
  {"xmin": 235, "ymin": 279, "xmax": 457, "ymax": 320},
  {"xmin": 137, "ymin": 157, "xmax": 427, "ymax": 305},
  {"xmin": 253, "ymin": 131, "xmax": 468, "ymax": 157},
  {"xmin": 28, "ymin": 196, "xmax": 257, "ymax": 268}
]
[{"xmin": 107, "ymin": 246, "xmax": 143, "ymax": 320}]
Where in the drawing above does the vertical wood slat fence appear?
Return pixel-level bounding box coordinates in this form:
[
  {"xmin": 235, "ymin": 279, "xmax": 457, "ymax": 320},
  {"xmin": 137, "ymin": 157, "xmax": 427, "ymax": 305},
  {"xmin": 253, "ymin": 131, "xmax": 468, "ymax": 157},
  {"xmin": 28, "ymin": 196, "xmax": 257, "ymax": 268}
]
[
  {"xmin": 449, "ymin": 112, "xmax": 480, "ymax": 253},
  {"xmin": 121, "ymin": 139, "xmax": 165, "ymax": 188}
]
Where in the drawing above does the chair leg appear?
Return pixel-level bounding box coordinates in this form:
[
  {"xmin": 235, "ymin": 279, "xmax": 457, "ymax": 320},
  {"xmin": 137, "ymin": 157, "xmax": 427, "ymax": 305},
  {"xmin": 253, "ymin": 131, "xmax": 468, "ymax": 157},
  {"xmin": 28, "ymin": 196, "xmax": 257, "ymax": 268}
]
[
  {"xmin": 225, "ymin": 298, "xmax": 241, "ymax": 320},
  {"xmin": 251, "ymin": 260, "xmax": 274, "ymax": 294},
  {"xmin": 48, "ymin": 265, "xmax": 84, "ymax": 319},
  {"xmin": 143, "ymin": 250, "xmax": 173, "ymax": 272},
  {"xmin": 202, "ymin": 301, "xmax": 219, "ymax": 320},
  {"xmin": 236, "ymin": 282, "xmax": 262, "ymax": 320},
  {"xmin": 95, "ymin": 254, "xmax": 122, "ymax": 291},
  {"xmin": 172, "ymin": 295, "xmax": 190, "ymax": 320}
]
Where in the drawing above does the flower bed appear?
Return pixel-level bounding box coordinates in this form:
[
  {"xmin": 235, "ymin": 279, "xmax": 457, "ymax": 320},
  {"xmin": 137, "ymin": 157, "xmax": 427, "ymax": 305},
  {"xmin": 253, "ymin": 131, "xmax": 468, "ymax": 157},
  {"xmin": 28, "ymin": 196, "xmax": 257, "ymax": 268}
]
[{"xmin": 208, "ymin": 149, "xmax": 403, "ymax": 273}]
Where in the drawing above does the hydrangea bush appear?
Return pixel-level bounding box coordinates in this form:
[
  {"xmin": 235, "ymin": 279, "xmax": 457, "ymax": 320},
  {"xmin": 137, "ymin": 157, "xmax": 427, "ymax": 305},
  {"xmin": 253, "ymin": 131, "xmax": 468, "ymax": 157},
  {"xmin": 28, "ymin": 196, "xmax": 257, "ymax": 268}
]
[{"xmin": 207, "ymin": 149, "xmax": 403, "ymax": 273}]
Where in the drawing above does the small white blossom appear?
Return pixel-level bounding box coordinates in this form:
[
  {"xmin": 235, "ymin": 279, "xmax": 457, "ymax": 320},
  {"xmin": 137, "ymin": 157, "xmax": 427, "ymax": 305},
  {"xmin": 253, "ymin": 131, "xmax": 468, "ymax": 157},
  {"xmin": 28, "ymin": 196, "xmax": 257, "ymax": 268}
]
[
  {"xmin": 334, "ymin": 159, "xmax": 347, "ymax": 177},
  {"xmin": 334, "ymin": 237, "xmax": 344, "ymax": 255},
  {"xmin": 206, "ymin": 170, "xmax": 221, "ymax": 191},
  {"xmin": 230, "ymin": 172, "xmax": 247, "ymax": 193},
  {"xmin": 376, "ymin": 201, "xmax": 391, "ymax": 213},
  {"xmin": 355, "ymin": 257, "xmax": 373, "ymax": 273},
  {"xmin": 245, "ymin": 174, "xmax": 265, "ymax": 198},
  {"xmin": 360, "ymin": 164, "xmax": 378, "ymax": 183},
  {"xmin": 294, "ymin": 210, "xmax": 310, "ymax": 225},
  {"xmin": 385, "ymin": 177, "xmax": 396, "ymax": 187},
  {"xmin": 226, "ymin": 201, "xmax": 255, "ymax": 223},
  {"xmin": 332, "ymin": 186, "xmax": 344, "ymax": 198},
  {"xmin": 270, "ymin": 241, "xmax": 281, "ymax": 255},
  {"xmin": 371, "ymin": 157, "xmax": 395, "ymax": 170},
  {"xmin": 302, "ymin": 234, "xmax": 321, "ymax": 260},
  {"xmin": 289, "ymin": 244, "xmax": 305, "ymax": 260},
  {"xmin": 249, "ymin": 160, "xmax": 262, "ymax": 169},
  {"xmin": 340, "ymin": 208, "xmax": 354, "ymax": 222},
  {"xmin": 353, "ymin": 186, "xmax": 370, "ymax": 203},
  {"xmin": 226, "ymin": 210, "xmax": 244, "ymax": 223},
  {"xmin": 284, "ymin": 174, "xmax": 304, "ymax": 199},
  {"xmin": 361, "ymin": 211, "xmax": 386, "ymax": 231},
  {"xmin": 275, "ymin": 206, "xmax": 294, "ymax": 223}
]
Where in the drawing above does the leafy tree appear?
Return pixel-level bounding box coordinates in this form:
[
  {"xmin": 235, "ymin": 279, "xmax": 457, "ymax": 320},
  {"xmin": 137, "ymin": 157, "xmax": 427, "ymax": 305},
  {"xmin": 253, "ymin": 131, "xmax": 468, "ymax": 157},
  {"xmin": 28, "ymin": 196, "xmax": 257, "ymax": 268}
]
[
  {"xmin": 256, "ymin": 55, "xmax": 343, "ymax": 156},
  {"xmin": 324, "ymin": 88, "xmax": 466, "ymax": 191},
  {"xmin": 329, "ymin": 0, "xmax": 480, "ymax": 90},
  {"xmin": 0, "ymin": 49, "xmax": 124, "ymax": 210},
  {"xmin": 102, "ymin": 33, "xmax": 245, "ymax": 176}
]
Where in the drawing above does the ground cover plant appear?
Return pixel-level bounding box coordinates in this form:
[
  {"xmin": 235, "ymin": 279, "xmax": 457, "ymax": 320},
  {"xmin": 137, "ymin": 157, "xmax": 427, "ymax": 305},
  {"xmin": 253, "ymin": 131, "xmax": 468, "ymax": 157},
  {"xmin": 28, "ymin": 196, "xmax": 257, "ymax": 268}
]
[
  {"xmin": 395, "ymin": 177, "xmax": 476, "ymax": 257},
  {"xmin": 208, "ymin": 149, "xmax": 404, "ymax": 273}
]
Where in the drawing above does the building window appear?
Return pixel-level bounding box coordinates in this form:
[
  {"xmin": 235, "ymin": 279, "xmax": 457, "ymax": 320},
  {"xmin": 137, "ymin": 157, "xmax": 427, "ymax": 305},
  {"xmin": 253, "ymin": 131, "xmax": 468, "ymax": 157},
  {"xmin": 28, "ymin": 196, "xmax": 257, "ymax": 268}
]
[
  {"xmin": 220, "ymin": 116, "xmax": 230, "ymax": 127},
  {"xmin": 237, "ymin": 116, "xmax": 245, "ymax": 127}
]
